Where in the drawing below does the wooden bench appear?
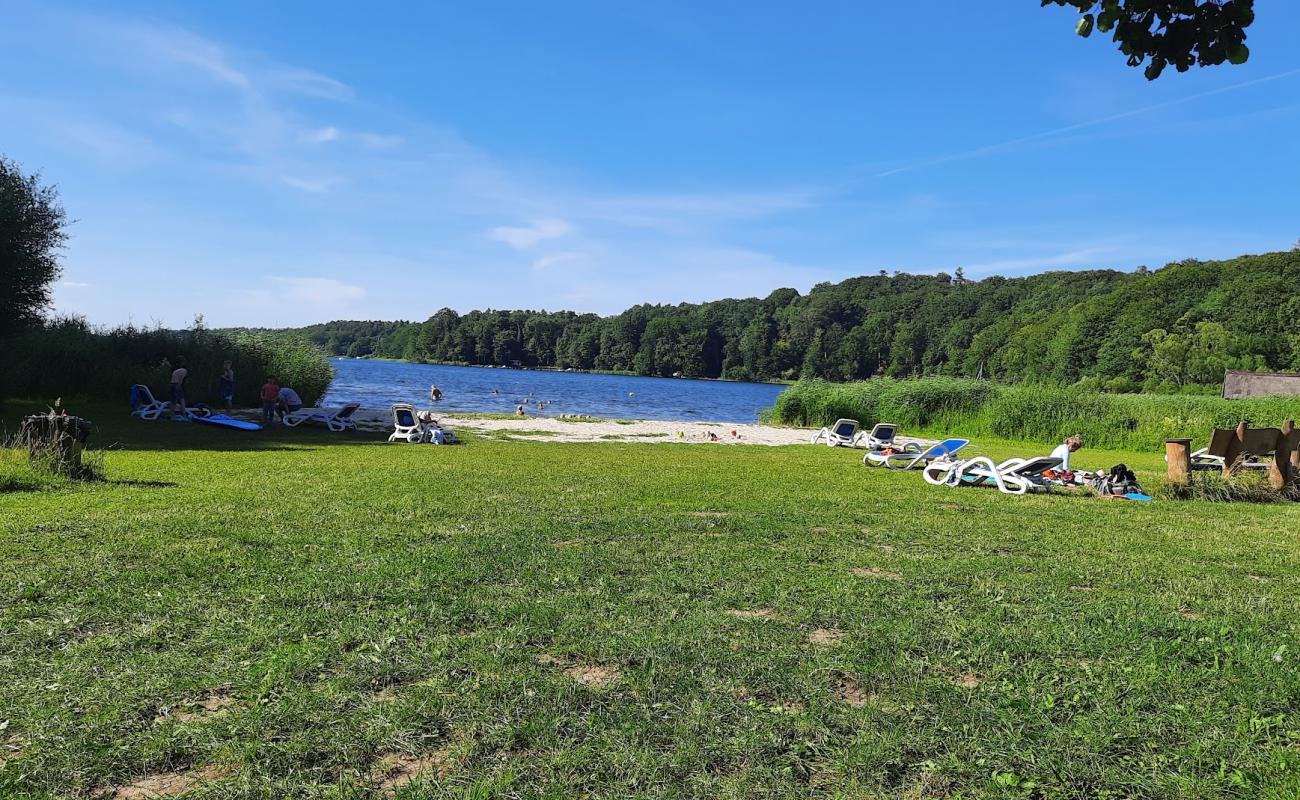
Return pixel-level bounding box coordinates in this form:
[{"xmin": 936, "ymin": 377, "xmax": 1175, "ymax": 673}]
[{"xmin": 1166, "ymin": 420, "xmax": 1299, "ymax": 489}]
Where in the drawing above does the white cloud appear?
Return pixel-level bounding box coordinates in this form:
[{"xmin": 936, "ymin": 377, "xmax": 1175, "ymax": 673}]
[
  {"xmin": 265, "ymin": 67, "xmax": 354, "ymax": 101},
  {"xmin": 303, "ymin": 126, "xmax": 340, "ymax": 143},
  {"xmin": 282, "ymin": 175, "xmax": 342, "ymax": 193},
  {"xmin": 490, "ymin": 218, "xmax": 575, "ymax": 250},
  {"xmin": 268, "ymin": 277, "xmax": 366, "ymax": 306},
  {"xmin": 533, "ymin": 252, "xmax": 585, "ymax": 270},
  {"xmin": 60, "ymin": 280, "xmax": 92, "ymax": 288},
  {"xmin": 358, "ymin": 132, "xmax": 404, "ymax": 148}
]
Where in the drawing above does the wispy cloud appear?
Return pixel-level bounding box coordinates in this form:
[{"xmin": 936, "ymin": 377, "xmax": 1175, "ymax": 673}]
[
  {"xmin": 533, "ymin": 252, "xmax": 585, "ymax": 270},
  {"xmin": 60, "ymin": 280, "xmax": 93, "ymax": 288},
  {"xmin": 491, "ymin": 218, "xmax": 576, "ymax": 249},
  {"xmin": 267, "ymin": 277, "xmax": 366, "ymax": 305},
  {"xmin": 875, "ymin": 68, "xmax": 1300, "ymax": 178},
  {"xmin": 302, "ymin": 126, "xmax": 340, "ymax": 143},
  {"xmin": 281, "ymin": 175, "xmax": 342, "ymax": 193}
]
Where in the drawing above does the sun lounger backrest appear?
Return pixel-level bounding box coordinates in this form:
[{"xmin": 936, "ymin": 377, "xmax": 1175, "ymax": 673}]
[
  {"xmin": 932, "ymin": 438, "xmax": 969, "ymax": 457},
  {"xmin": 1012, "ymin": 456, "xmax": 1063, "ymax": 477},
  {"xmin": 872, "ymin": 424, "xmax": 896, "ymax": 442},
  {"xmin": 393, "ymin": 404, "xmax": 416, "ymax": 428},
  {"xmin": 338, "ymin": 403, "xmax": 360, "ymax": 419},
  {"xmin": 832, "ymin": 419, "xmax": 858, "ymax": 438}
]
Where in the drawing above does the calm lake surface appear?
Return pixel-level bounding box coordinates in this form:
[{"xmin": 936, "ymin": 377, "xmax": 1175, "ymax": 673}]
[{"xmin": 320, "ymin": 358, "xmax": 786, "ymax": 423}]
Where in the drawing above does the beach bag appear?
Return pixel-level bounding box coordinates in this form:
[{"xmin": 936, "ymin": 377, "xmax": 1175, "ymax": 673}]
[{"xmin": 1088, "ymin": 464, "xmax": 1142, "ymax": 496}]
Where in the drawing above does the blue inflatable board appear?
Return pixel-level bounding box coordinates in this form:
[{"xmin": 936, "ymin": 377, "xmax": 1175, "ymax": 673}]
[{"xmin": 193, "ymin": 414, "xmax": 262, "ymax": 431}]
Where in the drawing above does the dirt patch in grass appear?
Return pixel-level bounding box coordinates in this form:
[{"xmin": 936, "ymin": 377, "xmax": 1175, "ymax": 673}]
[
  {"xmin": 955, "ymin": 672, "xmax": 985, "ymax": 689},
  {"xmin": 1178, "ymin": 608, "xmax": 1204, "ymax": 620},
  {"xmin": 94, "ymin": 763, "xmax": 236, "ymax": 799},
  {"xmin": 807, "ymin": 628, "xmax": 843, "ymax": 646},
  {"xmin": 691, "ymin": 511, "xmax": 730, "ymax": 518},
  {"xmin": 535, "ymin": 653, "xmax": 622, "ymax": 687},
  {"xmin": 811, "ymin": 526, "xmax": 828, "ymax": 533},
  {"xmin": 832, "ymin": 673, "xmax": 868, "ymax": 708},
  {"xmin": 1, "ymin": 735, "xmax": 23, "ymax": 763},
  {"xmin": 1247, "ymin": 574, "xmax": 1269, "ymax": 582},
  {"xmin": 725, "ymin": 608, "xmax": 782, "ymax": 621},
  {"xmin": 850, "ymin": 567, "xmax": 901, "ymax": 581},
  {"xmin": 370, "ymin": 750, "xmax": 451, "ymax": 794},
  {"xmin": 157, "ymin": 691, "xmax": 237, "ymax": 724}
]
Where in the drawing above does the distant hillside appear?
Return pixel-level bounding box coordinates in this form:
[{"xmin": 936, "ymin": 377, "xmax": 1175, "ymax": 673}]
[{"xmin": 244, "ymin": 250, "xmax": 1300, "ymax": 392}]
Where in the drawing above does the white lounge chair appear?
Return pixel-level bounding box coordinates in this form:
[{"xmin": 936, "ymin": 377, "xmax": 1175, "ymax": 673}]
[
  {"xmin": 283, "ymin": 402, "xmax": 360, "ymax": 432},
  {"xmin": 130, "ymin": 384, "xmax": 167, "ymax": 420},
  {"xmin": 862, "ymin": 422, "xmax": 900, "ymax": 450},
  {"xmin": 864, "ymin": 437, "xmax": 969, "ymax": 469},
  {"xmin": 810, "ymin": 418, "xmax": 864, "ymax": 447},
  {"xmin": 923, "ymin": 455, "xmax": 1063, "ymax": 495},
  {"xmin": 388, "ymin": 403, "xmax": 423, "ymax": 443}
]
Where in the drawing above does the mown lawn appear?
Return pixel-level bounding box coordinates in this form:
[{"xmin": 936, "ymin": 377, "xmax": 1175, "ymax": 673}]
[{"xmin": 2, "ymin": 404, "xmax": 1299, "ymax": 799}]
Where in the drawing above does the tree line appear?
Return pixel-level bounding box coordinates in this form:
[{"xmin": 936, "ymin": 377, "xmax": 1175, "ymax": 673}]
[{"xmin": 254, "ymin": 249, "xmax": 1300, "ymax": 394}]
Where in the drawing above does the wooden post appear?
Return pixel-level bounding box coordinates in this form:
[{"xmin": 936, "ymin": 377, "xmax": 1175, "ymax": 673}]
[
  {"xmin": 1165, "ymin": 438, "xmax": 1193, "ymax": 486},
  {"xmin": 1284, "ymin": 420, "xmax": 1299, "ymax": 489},
  {"xmin": 18, "ymin": 414, "xmax": 94, "ymax": 475},
  {"xmin": 1223, "ymin": 421, "xmax": 1248, "ymax": 477},
  {"xmin": 1268, "ymin": 427, "xmax": 1288, "ymax": 490}
]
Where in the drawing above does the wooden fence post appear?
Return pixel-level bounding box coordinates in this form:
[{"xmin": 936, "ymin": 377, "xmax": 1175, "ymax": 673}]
[
  {"xmin": 1165, "ymin": 438, "xmax": 1192, "ymax": 486},
  {"xmin": 1283, "ymin": 420, "xmax": 1298, "ymax": 489},
  {"xmin": 1223, "ymin": 421, "xmax": 1248, "ymax": 477}
]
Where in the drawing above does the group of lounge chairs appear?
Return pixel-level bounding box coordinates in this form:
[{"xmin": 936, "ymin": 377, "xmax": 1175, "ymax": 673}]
[
  {"xmin": 129, "ymin": 384, "xmax": 361, "ymax": 432},
  {"xmin": 814, "ymin": 417, "xmax": 1069, "ymax": 496}
]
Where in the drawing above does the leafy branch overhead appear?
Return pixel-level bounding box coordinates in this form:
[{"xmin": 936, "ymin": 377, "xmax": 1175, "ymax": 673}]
[{"xmin": 1044, "ymin": 0, "xmax": 1255, "ymax": 79}]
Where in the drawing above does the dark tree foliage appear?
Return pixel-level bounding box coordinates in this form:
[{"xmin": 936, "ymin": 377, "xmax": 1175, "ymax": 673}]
[
  {"xmin": 263, "ymin": 249, "xmax": 1300, "ymax": 393},
  {"xmin": 1044, "ymin": 0, "xmax": 1255, "ymax": 79},
  {"xmin": 0, "ymin": 157, "xmax": 68, "ymax": 334}
]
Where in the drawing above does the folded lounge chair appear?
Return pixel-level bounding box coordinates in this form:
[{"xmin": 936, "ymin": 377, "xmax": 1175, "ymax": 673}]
[
  {"xmin": 388, "ymin": 403, "xmax": 423, "ymax": 443},
  {"xmin": 130, "ymin": 384, "xmax": 167, "ymax": 420},
  {"xmin": 283, "ymin": 402, "xmax": 360, "ymax": 432},
  {"xmin": 810, "ymin": 419, "xmax": 864, "ymax": 447},
  {"xmin": 864, "ymin": 437, "xmax": 969, "ymax": 469},
  {"xmin": 923, "ymin": 455, "xmax": 1063, "ymax": 495}
]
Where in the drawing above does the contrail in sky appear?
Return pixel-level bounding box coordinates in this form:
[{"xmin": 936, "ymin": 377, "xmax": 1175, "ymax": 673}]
[{"xmin": 875, "ymin": 67, "xmax": 1300, "ymax": 178}]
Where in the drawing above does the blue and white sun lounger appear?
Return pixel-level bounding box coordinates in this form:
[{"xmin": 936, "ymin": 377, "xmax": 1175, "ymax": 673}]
[
  {"xmin": 129, "ymin": 384, "xmax": 167, "ymax": 420},
  {"xmin": 810, "ymin": 418, "xmax": 863, "ymax": 447},
  {"xmin": 923, "ymin": 455, "xmax": 1063, "ymax": 495},
  {"xmin": 283, "ymin": 402, "xmax": 360, "ymax": 432},
  {"xmin": 864, "ymin": 437, "xmax": 969, "ymax": 469}
]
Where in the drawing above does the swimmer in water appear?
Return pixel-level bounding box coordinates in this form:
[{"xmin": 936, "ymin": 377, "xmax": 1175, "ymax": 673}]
[{"xmin": 429, "ymin": 384, "xmax": 443, "ymax": 401}]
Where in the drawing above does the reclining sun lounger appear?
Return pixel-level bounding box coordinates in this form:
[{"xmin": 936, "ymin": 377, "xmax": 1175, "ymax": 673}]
[
  {"xmin": 388, "ymin": 403, "xmax": 423, "ymax": 443},
  {"xmin": 283, "ymin": 402, "xmax": 360, "ymax": 432},
  {"xmin": 922, "ymin": 455, "xmax": 1063, "ymax": 495},
  {"xmin": 864, "ymin": 437, "xmax": 968, "ymax": 469},
  {"xmin": 810, "ymin": 418, "xmax": 863, "ymax": 447},
  {"xmin": 862, "ymin": 422, "xmax": 899, "ymax": 450},
  {"xmin": 130, "ymin": 384, "xmax": 212, "ymax": 420},
  {"xmin": 130, "ymin": 384, "xmax": 167, "ymax": 420}
]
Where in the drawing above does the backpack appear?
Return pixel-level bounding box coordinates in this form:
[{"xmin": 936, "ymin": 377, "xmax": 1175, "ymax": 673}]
[{"xmin": 1088, "ymin": 463, "xmax": 1142, "ymax": 496}]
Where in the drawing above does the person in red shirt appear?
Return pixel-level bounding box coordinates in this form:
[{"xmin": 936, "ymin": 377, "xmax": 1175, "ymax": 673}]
[{"xmin": 260, "ymin": 377, "xmax": 280, "ymax": 425}]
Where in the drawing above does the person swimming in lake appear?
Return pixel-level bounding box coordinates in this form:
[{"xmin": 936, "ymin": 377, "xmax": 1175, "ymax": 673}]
[
  {"xmin": 429, "ymin": 384, "xmax": 443, "ymax": 401},
  {"xmin": 515, "ymin": 404, "xmax": 526, "ymax": 417}
]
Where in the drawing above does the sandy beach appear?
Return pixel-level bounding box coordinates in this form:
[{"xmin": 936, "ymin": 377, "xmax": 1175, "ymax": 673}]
[{"xmin": 254, "ymin": 407, "xmax": 929, "ymax": 448}]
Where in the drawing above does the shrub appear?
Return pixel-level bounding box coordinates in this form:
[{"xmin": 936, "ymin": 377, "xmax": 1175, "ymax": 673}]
[
  {"xmin": 0, "ymin": 318, "xmax": 333, "ymax": 408},
  {"xmin": 770, "ymin": 377, "xmax": 1300, "ymax": 452},
  {"xmin": 1159, "ymin": 470, "xmax": 1300, "ymax": 503}
]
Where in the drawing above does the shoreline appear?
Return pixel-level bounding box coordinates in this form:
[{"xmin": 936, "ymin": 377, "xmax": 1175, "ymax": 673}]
[
  {"xmin": 241, "ymin": 407, "xmax": 933, "ymax": 447},
  {"xmin": 329, "ymin": 356, "xmax": 794, "ymax": 387}
]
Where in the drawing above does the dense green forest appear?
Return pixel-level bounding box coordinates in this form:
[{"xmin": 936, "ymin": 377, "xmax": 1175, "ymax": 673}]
[{"xmin": 251, "ymin": 250, "xmax": 1300, "ymax": 393}]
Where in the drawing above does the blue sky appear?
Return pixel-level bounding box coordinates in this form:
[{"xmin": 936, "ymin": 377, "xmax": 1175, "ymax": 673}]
[{"xmin": 4, "ymin": 2, "xmax": 1299, "ymax": 327}]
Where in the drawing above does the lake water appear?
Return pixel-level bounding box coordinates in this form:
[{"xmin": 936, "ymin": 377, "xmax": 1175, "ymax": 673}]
[{"xmin": 320, "ymin": 358, "xmax": 786, "ymax": 423}]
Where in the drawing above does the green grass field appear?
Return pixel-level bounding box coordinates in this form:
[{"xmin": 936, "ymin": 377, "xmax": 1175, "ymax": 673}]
[{"xmin": 2, "ymin": 403, "xmax": 1299, "ymax": 798}]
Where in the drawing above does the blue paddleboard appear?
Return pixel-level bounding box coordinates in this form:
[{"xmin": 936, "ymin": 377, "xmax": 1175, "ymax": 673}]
[{"xmin": 193, "ymin": 414, "xmax": 262, "ymax": 431}]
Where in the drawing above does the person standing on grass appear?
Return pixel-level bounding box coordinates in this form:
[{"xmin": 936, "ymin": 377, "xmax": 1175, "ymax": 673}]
[
  {"xmin": 260, "ymin": 377, "xmax": 280, "ymax": 425},
  {"xmin": 277, "ymin": 385, "xmax": 303, "ymax": 422},
  {"xmin": 169, "ymin": 357, "xmax": 189, "ymax": 418},
  {"xmin": 1051, "ymin": 434, "xmax": 1083, "ymax": 472},
  {"xmin": 218, "ymin": 361, "xmax": 236, "ymax": 413}
]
